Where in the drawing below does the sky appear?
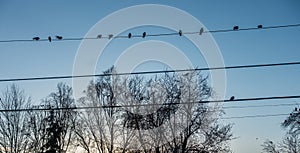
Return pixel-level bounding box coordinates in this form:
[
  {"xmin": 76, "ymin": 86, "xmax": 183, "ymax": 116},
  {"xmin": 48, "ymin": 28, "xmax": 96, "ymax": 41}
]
[{"xmin": 0, "ymin": 1, "xmax": 300, "ymax": 152}]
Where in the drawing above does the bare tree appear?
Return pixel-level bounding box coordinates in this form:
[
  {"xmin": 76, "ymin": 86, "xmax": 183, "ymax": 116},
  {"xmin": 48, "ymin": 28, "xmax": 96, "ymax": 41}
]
[
  {"xmin": 75, "ymin": 81, "xmax": 108, "ymax": 153},
  {"xmin": 76, "ymin": 67, "xmax": 128, "ymax": 153},
  {"xmin": 262, "ymin": 134, "xmax": 300, "ymax": 153},
  {"xmin": 123, "ymin": 71, "xmax": 233, "ymax": 153},
  {"xmin": 75, "ymin": 93, "xmax": 107, "ymax": 153},
  {"xmin": 76, "ymin": 68, "xmax": 233, "ymax": 153},
  {"xmin": 95, "ymin": 67, "xmax": 121, "ymax": 153},
  {"xmin": 25, "ymin": 83, "xmax": 77, "ymax": 153},
  {"xmin": 44, "ymin": 83, "xmax": 77, "ymax": 153},
  {"xmin": 162, "ymin": 71, "xmax": 232, "ymax": 153},
  {"xmin": 25, "ymin": 105, "xmax": 48, "ymax": 153},
  {"xmin": 262, "ymin": 140, "xmax": 280, "ymax": 153},
  {"xmin": 282, "ymin": 107, "xmax": 300, "ymax": 135},
  {"xmin": 280, "ymin": 133, "xmax": 300, "ymax": 153},
  {"xmin": 73, "ymin": 110, "xmax": 93, "ymax": 153},
  {"xmin": 196, "ymin": 123, "xmax": 233, "ymax": 152},
  {"xmin": 262, "ymin": 107, "xmax": 300, "ymax": 153},
  {"xmin": 0, "ymin": 84, "xmax": 31, "ymax": 153}
]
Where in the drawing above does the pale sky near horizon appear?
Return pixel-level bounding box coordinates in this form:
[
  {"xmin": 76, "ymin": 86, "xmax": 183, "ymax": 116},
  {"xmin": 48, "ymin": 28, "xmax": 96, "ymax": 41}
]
[{"xmin": 0, "ymin": 1, "xmax": 300, "ymax": 152}]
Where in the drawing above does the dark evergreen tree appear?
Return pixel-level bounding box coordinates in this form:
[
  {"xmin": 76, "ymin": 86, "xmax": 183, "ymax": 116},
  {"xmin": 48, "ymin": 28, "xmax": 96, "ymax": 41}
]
[{"xmin": 42, "ymin": 110, "xmax": 60, "ymax": 153}]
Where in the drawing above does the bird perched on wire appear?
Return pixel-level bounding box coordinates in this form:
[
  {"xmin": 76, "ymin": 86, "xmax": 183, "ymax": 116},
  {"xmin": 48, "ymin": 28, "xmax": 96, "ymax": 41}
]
[
  {"xmin": 199, "ymin": 27, "xmax": 204, "ymax": 35},
  {"xmin": 56, "ymin": 35, "xmax": 63, "ymax": 40},
  {"xmin": 142, "ymin": 32, "xmax": 146, "ymax": 38},
  {"xmin": 233, "ymin": 26, "xmax": 239, "ymax": 31},
  {"xmin": 108, "ymin": 34, "xmax": 113, "ymax": 39},
  {"xmin": 179, "ymin": 30, "xmax": 183, "ymax": 36},
  {"xmin": 229, "ymin": 96, "xmax": 235, "ymax": 101},
  {"xmin": 257, "ymin": 25, "xmax": 263, "ymax": 29},
  {"xmin": 48, "ymin": 36, "xmax": 51, "ymax": 42},
  {"xmin": 128, "ymin": 33, "xmax": 132, "ymax": 38},
  {"xmin": 97, "ymin": 34, "xmax": 102, "ymax": 39},
  {"xmin": 32, "ymin": 37, "xmax": 40, "ymax": 41}
]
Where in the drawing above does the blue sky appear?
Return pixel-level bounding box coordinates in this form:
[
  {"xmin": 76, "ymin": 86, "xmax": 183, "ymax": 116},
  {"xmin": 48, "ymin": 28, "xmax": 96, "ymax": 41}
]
[{"xmin": 0, "ymin": 1, "xmax": 300, "ymax": 152}]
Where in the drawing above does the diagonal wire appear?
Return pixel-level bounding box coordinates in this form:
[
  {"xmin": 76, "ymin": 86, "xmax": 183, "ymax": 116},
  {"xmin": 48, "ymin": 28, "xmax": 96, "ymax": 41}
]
[
  {"xmin": 0, "ymin": 23, "xmax": 299, "ymax": 43},
  {"xmin": 0, "ymin": 95, "xmax": 299, "ymax": 112},
  {"xmin": 221, "ymin": 113, "xmax": 290, "ymax": 119},
  {"xmin": 0, "ymin": 61, "xmax": 300, "ymax": 82},
  {"xmin": 222, "ymin": 103, "xmax": 298, "ymax": 109}
]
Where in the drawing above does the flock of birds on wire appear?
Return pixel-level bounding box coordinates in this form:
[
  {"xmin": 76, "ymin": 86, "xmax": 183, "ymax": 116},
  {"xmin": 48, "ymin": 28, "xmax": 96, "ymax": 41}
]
[
  {"xmin": 29, "ymin": 25, "xmax": 261, "ymax": 102},
  {"xmin": 31, "ymin": 24, "xmax": 264, "ymax": 42}
]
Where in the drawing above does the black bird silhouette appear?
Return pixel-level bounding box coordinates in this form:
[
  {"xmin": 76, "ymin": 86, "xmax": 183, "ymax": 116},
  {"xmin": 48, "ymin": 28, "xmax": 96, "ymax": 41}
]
[
  {"xmin": 97, "ymin": 34, "xmax": 102, "ymax": 39},
  {"xmin": 48, "ymin": 36, "xmax": 51, "ymax": 42},
  {"xmin": 199, "ymin": 27, "xmax": 204, "ymax": 35},
  {"xmin": 295, "ymin": 107, "xmax": 298, "ymax": 111},
  {"xmin": 229, "ymin": 96, "xmax": 235, "ymax": 101},
  {"xmin": 56, "ymin": 35, "xmax": 63, "ymax": 40},
  {"xmin": 142, "ymin": 32, "xmax": 146, "ymax": 38},
  {"xmin": 108, "ymin": 34, "xmax": 113, "ymax": 39},
  {"xmin": 257, "ymin": 25, "xmax": 263, "ymax": 29},
  {"xmin": 32, "ymin": 37, "xmax": 40, "ymax": 41},
  {"xmin": 178, "ymin": 30, "xmax": 182, "ymax": 36},
  {"xmin": 128, "ymin": 33, "xmax": 132, "ymax": 38},
  {"xmin": 233, "ymin": 26, "xmax": 239, "ymax": 30}
]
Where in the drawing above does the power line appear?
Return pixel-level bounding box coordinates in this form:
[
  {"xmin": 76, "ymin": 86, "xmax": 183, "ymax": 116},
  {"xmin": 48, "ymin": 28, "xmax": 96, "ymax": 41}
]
[
  {"xmin": 207, "ymin": 23, "xmax": 300, "ymax": 33},
  {"xmin": 0, "ymin": 23, "xmax": 299, "ymax": 43},
  {"xmin": 0, "ymin": 95, "xmax": 299, "ymax": 112},
  {"xmin": 0, "ymin": 61, "xmax": 300, "ymax": 82},
  {"xmin": 222, "ymin": 103, "xmax": 298, "ymax": 109},
  {"xmin": 221, "ymin": 113, "xmax": 289, "ymax": 119}
]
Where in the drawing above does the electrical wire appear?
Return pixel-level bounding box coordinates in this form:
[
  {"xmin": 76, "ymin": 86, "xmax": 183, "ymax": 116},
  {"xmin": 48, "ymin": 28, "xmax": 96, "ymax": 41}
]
[
  {"xmin": 0, "ymin": 23, "xmax": 299, "ymax": 43},
  {"xmin": 207, "ymin": 23, "xmax": 300, "ymax": 33},
  {"xmin": 221, "ymin": 113, "xmax": 289, "ymax": 119},
  {"xmin": 0, "ymin": 61, "xmax": 300, "ymax": 82},
  {"xmin": 222, "ymin": 103, "xmax": 298, "ymax": 109},
  {"xmin": 0, "ymin": 95, "xmax": 299, "ymax": 112}
]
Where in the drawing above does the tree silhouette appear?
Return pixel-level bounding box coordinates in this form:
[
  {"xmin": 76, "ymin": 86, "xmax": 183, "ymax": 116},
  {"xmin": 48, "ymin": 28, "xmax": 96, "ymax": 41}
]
[
  {"xmin": 282, "ymin": 107, "xmax": 300, "ymax": 135},
  {"xmin": 27, "ymin": 83, "xmax": 77, "ymax": 153},
  {"xmin": 75, "ymin": 67, "xmax": 124, "ymax": 153},
  {"xmin": 42, "ymin": 110, "xmax": 60, "ymax": 153},
  {"xmin": 75, "ymin": 68, "xmax": 233, "ymax": 153},
  {"xmin": 262, "ymin": 107, "xmax": 300, "ymax": 153},
  {"xmin": 0, "ymin": 84, "xmax": 31, "ymax": 153},
  {"xmin": 0, "ymin": 70, "xmax": 233, "ymax": 153}
]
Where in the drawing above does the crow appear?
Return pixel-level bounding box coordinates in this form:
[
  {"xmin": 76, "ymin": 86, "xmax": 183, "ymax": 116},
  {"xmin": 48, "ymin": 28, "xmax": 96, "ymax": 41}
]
[
  {"xmin": 233, "ymin": 26, "xmax": 239, "ymax": 30},
  {"xmin": 229, "ymin": 96, "xmax": 235, "ymax": 101},
  {"xmin": 128, "ymin": 33, "xmax": 132, "ymax": 38},
  {"xmin": 56, "ymin": 35, "xmax": 63, "ymax": 40},
  {"xmin": 199, "ymin": 27, "xmax": 204, "ymax": 35},
  {"xmin": 179, "ymin": 30, "xmax": 182, "ymax": 36},
  {"xmin": 48, "ymin": 36, "xmax": 51, "ymax": 42},
  {"xmin": 257, "ymin": 25, "xmax": 263, "ymax": 29},
  {"xmin": 108, "ymin": 34, "xmax": 113, "ymax": 39},
  {"xmin": 142, "ymin": 32, "xmax": 146, "ymax": 38},
  {"xmin": 32, "ymin": 37, "xmax": 40, "ymax": 41},
  {"xmin": 97, "ymin": 34, "xmax": 102, "ymax": 39}
]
